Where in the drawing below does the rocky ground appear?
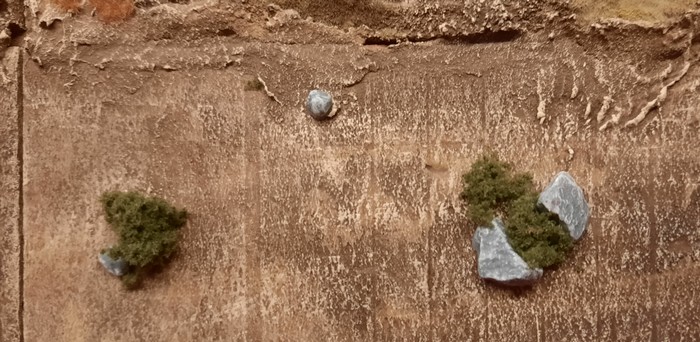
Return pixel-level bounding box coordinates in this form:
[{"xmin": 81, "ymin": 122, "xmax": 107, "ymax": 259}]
[{"xmin": 2, "ymin": 0, "xmax": 700, "ymax": 341}]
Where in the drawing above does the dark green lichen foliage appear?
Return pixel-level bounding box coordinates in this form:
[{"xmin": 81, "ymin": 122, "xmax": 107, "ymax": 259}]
[
  {"xmin": 461, "ymin": 154, "xmax": 573, "ymax": 269},
  {"xmin": 101, "ymin": 191, "xmax": 187, "ymax": 289},
  {"xmin": 505, "ymin": 194, "xmax": 573, "ymax": 268},
  {"xmin": 461, "ymin": 153, "xmax": 532, "ymax": 226}
]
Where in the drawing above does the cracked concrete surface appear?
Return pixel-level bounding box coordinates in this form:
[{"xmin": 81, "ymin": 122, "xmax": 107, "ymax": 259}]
[{"xmin": 2, "ymin": 0, "xmax": 700, "ymax": 341}]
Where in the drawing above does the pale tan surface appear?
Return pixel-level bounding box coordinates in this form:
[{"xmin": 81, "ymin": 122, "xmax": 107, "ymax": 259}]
[
  {"xmin": 5, "ymin": 0, "xmax": 700, "ymax": 341},
  {"xmin": 0, "ymin": 47, "xmax": 21, "ymax": 342},
  {"xmin": 572, "ymin": 0, "xmax": 698, "ymax": 23}
]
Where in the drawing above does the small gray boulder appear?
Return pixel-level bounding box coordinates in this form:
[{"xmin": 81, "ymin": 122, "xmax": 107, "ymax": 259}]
[
  {"xmin": 306, "ymin": 89, "xmax": 334, "ymax": 120},
  {"xmin": 472, "ymin": 219, "xmax": 543, "ymax": 286},
  {"xmin": 98, "ymin": 252, "xmax": 128, "ymax": 277},
  {"xmin": 538, "ymin": 171, "xmax": 590, "ymax": 241}
]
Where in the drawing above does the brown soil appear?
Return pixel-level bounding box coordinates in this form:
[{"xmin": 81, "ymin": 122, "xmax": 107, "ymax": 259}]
[
  {"xmin": 52, "ymin": 0, "xmax": 80, "ymax": 12},
  {"xmin": 89, "ymin": 0, "xmax": 134, "ymax": 22},
  {"xmin": 274, "ymin": 0, "xmax": 400, "ymax": 29},
  {"xmin": 573, "ymin": 0, "xmax": 698, "ymax": 23},
  {"xmin": 50, "ymin": 0, "xmax": 134, "ymax": 21},
  {"xmin": 2, "ymin": 0, "xmax": 700, "ymax": 341}
]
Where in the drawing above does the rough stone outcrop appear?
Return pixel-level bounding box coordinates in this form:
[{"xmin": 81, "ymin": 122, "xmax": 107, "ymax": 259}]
[
  {"xmin": 98, "ymin": 252, "xmax": 128, "ymax": 277},
  {"xmin": 538, "ymin": 171, "xmax": 590, "ymax": 241},
  {"xmin": 306, "ymin": 89, "xmax": 335, "ymax": 120},
  {"xmin": 472, "ymin": 219, "xmax": 543, "ymax": 286}
]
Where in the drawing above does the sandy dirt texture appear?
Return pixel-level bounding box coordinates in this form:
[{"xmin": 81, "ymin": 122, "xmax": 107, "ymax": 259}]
[
  {"xmin": 0, "ymin": 46, "xmax": 21, "ymax": 342},
  {"xmin": 3, "ymin": 0, "xmax": 700, "ymax": 341},
  {"xmin": 572, "ymin": 0, "xmax": 699, "ymax": 24}
]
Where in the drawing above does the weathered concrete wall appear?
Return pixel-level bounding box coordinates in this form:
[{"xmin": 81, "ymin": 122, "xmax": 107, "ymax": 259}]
[
  {"xmin": 0, "ymin": 47, "xmax": 21, "ymax": 342},
  {"xmin": 19, "ymin": 31, "xmax": 700, "ymax": 341}
]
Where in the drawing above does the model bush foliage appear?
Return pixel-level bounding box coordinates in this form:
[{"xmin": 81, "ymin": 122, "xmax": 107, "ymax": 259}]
[
  {"xmin": 101, "ymin": 191, "xmax": 188, "ymax": 288},
  {"xmin": 461, "ymin": 154, "xmax": 573, "ymax": 269}
]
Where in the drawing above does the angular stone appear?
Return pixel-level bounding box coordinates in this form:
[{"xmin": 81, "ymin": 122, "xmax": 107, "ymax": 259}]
[
  {"xmin": 98, "ymin": 252, "xmax": 128, "ymax": 277},
  {"xmin": 472, "ymin": 219, "xmax": 543, "ymax": 286},
  {"xmin": 538, "ymin": 171, "xmax": 590, "ymax": 241},
  {"xmin": 306, "ymin": 89, "xmax": 334, "ymax": 120}
]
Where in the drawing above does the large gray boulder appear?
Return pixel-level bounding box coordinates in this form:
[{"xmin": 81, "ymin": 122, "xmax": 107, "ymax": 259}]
[
  {"xmin": 472, "ymin": 219, "xmax": 543, "ymax": 286},
  {"xmin": 98, "ymin": 252, "xmax": 128, "ymax": 277},
  {"xmin": 538, "ymin": 171, "xmax": 590, "ymax": 241},
  {"xmin": 306, "ymin": 89, "xmax": 334, "ymax": 120}
]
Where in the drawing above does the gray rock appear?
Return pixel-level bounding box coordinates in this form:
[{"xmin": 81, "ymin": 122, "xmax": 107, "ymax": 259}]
[
  {"xmin": 472, "ymin": 227, "xmax": 486, "ymax": 253},
  {"xmin": 98, "ymin": 252, "xmax": 128, "ymax": 277},
  {"xmin": 306, "ymin": 89, "xmax": 334, "ymax": 120},
  {"xmin": 538, "ymin": 171, "xmax": 590, "ymax": 241},
  {"xmin": 472, "ymin": 219, "xmax": 543, "ymax": 286}
]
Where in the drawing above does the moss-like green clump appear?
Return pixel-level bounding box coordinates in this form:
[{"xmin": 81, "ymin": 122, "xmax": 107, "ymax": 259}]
[
  {"xmin": 101, "ymin": 191, "xmax": 188, "ymax": 288},
  {"xmin": 505, "ymin": 194, "xmax": 573, "ymax": 268},
  {"xmin": 461, "ymin": 154, "xmax": 573, "ymax": 269},
  {"xmin": 460, "ymin": 154, "xmax": 533, "ymax": 226}
]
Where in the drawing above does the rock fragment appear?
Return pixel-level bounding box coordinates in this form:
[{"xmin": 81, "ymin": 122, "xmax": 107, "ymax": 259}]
[
  {"xmin": 98, "ymin": 252, "xmax": 128, "ymax": 277},
  {"xmin": 306, "ymin": 89, "xmax": 335, "ymax": 120},
  {"xmin": 472, "ymin": 219, "xmax": 543, "ymax": 286},
  {"xmin": 538, "ymin": 171, "xmax": 590, "ymax": 241}
]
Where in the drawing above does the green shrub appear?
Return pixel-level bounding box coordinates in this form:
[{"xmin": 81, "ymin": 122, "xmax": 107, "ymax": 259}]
[
  {"xmin": 101, "ymin": 191, "xmax": 188, "ymax": 288},
  {"xmin": 461, "ymin": 154, "xmax": 573, "ymax": 269},
  {"xmin": 504, "ymin": 194, "xmax": 573, "ymax": 268},
  {"xmin": 460, "ymin": 153, "xmax": 532, "ymax": 225}
]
